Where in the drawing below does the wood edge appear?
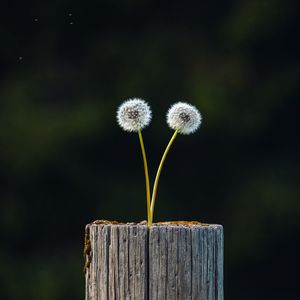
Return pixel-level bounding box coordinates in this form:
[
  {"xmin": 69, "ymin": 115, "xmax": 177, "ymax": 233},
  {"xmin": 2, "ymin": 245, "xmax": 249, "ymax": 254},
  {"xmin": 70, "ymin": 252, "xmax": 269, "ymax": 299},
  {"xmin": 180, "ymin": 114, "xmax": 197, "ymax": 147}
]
[{"xmin": 87, "ymin": 220, "xmax": 223, "ymax": 228}]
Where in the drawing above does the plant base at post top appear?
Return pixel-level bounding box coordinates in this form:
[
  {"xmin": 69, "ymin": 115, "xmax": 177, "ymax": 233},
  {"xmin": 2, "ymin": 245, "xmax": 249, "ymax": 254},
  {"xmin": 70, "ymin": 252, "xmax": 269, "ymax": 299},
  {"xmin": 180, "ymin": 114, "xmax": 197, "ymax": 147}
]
[{"xmin": 84, "ymin": 220, "xmax": 224, "ymax": 300}]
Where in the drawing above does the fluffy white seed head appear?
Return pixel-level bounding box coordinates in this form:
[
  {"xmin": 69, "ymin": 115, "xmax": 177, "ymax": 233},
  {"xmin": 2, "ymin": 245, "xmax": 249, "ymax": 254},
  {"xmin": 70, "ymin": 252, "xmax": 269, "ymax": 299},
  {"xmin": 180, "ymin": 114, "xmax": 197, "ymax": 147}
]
[
  {"xmin": 167, "ymin": 102, "xmax": 202, "ymax": 134},
  {"xmin": 117, "ymin": 98, "xmax": 152, "ymax": 132}
]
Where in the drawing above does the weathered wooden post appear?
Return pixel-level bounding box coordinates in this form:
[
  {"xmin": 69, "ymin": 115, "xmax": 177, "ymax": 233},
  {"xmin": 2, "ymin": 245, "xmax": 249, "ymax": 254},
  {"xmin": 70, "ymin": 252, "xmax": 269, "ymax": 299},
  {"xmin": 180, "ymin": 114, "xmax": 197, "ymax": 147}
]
[{"xmin": 84, "ymin": 221, "xmax": 223, "ymax": 300}]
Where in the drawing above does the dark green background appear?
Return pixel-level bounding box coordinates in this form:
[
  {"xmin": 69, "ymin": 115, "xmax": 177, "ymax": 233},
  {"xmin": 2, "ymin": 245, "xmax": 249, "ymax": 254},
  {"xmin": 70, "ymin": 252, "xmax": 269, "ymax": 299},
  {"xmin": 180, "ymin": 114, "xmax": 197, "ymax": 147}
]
[{"xmin": 1, "ymin": 0, "xmax": 299, "ymax": 299}]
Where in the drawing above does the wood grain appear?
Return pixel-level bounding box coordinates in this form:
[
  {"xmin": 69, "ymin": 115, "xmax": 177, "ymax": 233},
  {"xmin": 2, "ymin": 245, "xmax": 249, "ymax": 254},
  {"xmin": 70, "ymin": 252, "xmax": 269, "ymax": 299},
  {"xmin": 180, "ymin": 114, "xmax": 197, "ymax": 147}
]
[{"xmin": 85, "ymin": 222, "xmax": 223, "ymax": 300}]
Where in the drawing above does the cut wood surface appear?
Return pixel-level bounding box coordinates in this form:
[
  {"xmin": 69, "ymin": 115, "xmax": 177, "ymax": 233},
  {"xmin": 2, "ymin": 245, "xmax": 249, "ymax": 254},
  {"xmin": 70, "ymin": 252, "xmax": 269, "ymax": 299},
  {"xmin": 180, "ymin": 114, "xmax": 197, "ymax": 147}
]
[{"xmin": 84, "ymin": 221, "xmax": 223, "ymax": 300}]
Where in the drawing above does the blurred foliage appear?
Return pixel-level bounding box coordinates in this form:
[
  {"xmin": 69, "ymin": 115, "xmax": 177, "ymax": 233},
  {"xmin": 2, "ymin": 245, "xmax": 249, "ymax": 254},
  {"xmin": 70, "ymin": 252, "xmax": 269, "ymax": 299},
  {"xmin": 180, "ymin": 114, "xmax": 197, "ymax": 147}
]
[{"xmin": 0, "ymin": 0, "xmax": 299, "ymax": 299}]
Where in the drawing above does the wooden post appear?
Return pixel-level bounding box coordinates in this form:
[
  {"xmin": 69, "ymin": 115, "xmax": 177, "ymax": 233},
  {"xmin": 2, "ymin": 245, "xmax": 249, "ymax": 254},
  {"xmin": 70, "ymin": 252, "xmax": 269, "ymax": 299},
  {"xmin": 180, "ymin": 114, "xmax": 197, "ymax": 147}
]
[{"xmin": 84, "ymin": 221, "xmax": 223, "ymax": 300}]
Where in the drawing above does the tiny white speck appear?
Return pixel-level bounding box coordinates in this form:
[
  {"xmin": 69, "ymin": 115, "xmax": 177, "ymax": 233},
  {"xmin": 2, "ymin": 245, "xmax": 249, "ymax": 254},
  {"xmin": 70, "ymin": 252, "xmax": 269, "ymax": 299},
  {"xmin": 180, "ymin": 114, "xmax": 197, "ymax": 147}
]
[
  {"xmin": 34, "ymin": 18, "xmax": 38, "ymax": 22},
  {"xmin": 18, "ymin": 56, "xmax": 23, "ymax": 61},
  {"xmin": 69, "ymin": 22, "xmax": 74, "ymax": 25},
  {"xmin": 68, "ymin": 13, "xmax": 73, "ymax": 16}
]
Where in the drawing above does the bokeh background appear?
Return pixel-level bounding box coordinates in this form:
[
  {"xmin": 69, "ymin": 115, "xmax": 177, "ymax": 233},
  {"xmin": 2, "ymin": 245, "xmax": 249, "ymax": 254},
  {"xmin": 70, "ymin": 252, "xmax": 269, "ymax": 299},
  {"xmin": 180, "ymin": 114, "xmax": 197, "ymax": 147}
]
[{"xmin": 1, "ymin": 0, "xmax": 299, "ymax": 299}]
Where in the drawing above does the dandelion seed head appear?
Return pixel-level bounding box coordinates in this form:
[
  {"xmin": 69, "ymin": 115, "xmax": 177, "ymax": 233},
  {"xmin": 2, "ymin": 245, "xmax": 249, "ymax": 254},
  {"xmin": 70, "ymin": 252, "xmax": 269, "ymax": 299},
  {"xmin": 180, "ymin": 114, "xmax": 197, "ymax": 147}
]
[
  {"xmin": 117, "ymin": 98, "xmax": 152, "ymax": 132},
  {"xmin": 167, "ymin": 102, "xmax": 202, "ymax": 134}
]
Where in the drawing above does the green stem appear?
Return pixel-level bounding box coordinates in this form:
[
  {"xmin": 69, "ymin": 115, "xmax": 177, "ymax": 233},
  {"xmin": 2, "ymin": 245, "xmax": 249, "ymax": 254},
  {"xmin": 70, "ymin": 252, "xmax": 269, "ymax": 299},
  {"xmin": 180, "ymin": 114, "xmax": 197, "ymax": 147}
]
[
  {"xmin": 138, "ymin": 130, "xmax": 151, "ymax": 227},
  {"xmin": 150, "ymin": 130, "xmax": 178, "ymax": 224}
]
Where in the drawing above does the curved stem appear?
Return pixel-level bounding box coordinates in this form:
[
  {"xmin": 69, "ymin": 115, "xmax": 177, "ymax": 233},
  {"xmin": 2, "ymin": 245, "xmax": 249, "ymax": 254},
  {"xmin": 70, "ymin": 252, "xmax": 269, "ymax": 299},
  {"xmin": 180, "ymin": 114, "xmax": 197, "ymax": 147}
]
[
  {"xmin": 138, "ymin": 130, "xmax": 151, "ymax": 227},
  {"xmin": 150, "ymin": 130, "xmax": 178, "ymax": 224}
]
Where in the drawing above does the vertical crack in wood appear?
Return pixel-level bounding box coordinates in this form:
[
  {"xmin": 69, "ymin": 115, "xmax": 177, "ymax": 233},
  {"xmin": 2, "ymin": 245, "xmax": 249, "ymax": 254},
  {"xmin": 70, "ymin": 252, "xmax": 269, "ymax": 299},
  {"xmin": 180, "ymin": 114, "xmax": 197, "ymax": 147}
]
[
  {"xmin": 214, "ymin": 227, "xmax": 218, "ymax": 300},
  {"xmin": 212, "ymin": 227, "xmax": 216, "ymax": 300},
  {"xmin": 204, "ymin": 227, "xmax": 208, "ymax": 300},
  {"xmin": 116, "ymin": 226, "xmax": 120, "ymax": 299},
  {"xmin": 165, "ymin": 229, "xmax": 168, "ymax": 300},
  {"xmin": 190, "ymin": 228, "xmax": 193, "ymax": 299},
  {"xmin": 175, "ymin": 227, "xmax": 179, "ymax": 300},
  {"xmin": 127, "ymin": 226, "xmax": 130, "ymax": 298},
  {"xmin": 147, "ymin": 228, "xmax": 150, "ymax": 300},
  {"xmin": 106, "ymin": 226, "xmax": 111, "ymax": 299},
  {"xmin": 146, "ymin": 226, "xmax": 150, "ymax": 300}
]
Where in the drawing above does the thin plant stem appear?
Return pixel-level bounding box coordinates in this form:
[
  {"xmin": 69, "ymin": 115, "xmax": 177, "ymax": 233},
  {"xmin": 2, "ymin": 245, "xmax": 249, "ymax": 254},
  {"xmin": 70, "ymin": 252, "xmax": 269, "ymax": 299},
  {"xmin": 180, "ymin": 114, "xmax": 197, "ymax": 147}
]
[
  {"xmin": 150, "ymin": 130, "xmax": 178, "ymax": 225},
  {"xmin": 138, "ymin": 130, "xmax": 151, "ymax": 227}
]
